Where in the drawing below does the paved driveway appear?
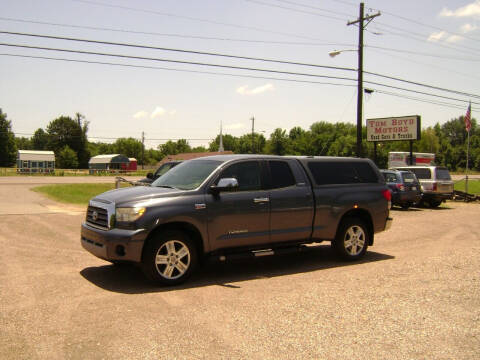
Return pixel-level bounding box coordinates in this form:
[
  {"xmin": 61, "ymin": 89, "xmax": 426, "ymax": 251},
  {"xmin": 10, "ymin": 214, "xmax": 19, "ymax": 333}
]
[{"xmin": 0, "ymin": 177, "xmax": 479, "ymax": 359}]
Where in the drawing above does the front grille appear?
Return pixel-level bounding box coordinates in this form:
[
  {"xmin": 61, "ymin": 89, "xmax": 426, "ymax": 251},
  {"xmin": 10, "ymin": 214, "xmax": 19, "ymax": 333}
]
[{"xmin": 86, "ymin": 206, "xmax": 109, "ymax": 229}]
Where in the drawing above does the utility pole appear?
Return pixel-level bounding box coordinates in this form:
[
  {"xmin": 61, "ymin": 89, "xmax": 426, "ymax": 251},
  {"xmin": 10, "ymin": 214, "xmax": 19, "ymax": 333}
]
[
  {"xmin": 348, "ymin": 3, "xmax": 380, "ymax": 158},
  {"xmin": 141, "ymin": 131, "xmax": 145, "ymax": 170},
  {"xmin": 251, "ymin": 116, "xmax": 255, "ymax": 154}
]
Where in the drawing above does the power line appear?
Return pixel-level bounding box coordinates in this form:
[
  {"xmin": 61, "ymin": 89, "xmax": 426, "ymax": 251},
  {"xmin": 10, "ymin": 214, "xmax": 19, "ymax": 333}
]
[
  {"xmin": 70, "ymin": 0, "xmax": 325, "ymax": 41},
  {"xmin": 1, "ymin": 53, "xmax": 474, "ymax": 112},
  {"xmin": 0, "ymin": 16, "xmax": 354, "ymax": 47},
  {"xmin": 374, "ymin": 8, "xmax": 480, "ymax": 44},
  {"xmin": 1, "ymin": 42, "xmax": 478, "ymax": 104},
  {"xmin": 0, "ymin": 42, "xmax": 360, "ymax": 82},
  {"xmin": 368, "ymin": 47, "xmax": 480, "ymax": 82},
  {"xmin": 364, "ymin": 70, "xmax": 480, "ymax": 99},
  {"xmin": 0, "ymin": 53, "xmax": 357, "ymax": 88},
  {"xmin": 3, "ymin": 30, "xmax": 480, "ymax": 99},
  {"xmin": 268, "ymin": 0, "xmax": 354, "ymax": 18},
  {"xmin": 366, "ymin": 44, "xmax": 480, "ymax": 62},
  {"xmin": 0, "ymin": 31, "xmax": 356, "ymax": 72},
  {"xmin": 372, "ymin": 23, "xmax": 480, "ymax": 57},
  {"xmin": 243, "ymin": 0, "xmax": 349, "ymax": 22}
]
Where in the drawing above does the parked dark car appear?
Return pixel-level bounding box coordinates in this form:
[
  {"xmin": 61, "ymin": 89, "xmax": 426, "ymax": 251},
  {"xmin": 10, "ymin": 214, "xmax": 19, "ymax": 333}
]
[
  {"xmin": 380, "ymin": 169, "xmax": 422, "ymax": 209},
  {"xmin": 138, "ymin": 161, "xmax": 182, "ymax": 184},
  {"xmin": 82, "ymin": 155, "xmax": 392, "ymax": 285}
]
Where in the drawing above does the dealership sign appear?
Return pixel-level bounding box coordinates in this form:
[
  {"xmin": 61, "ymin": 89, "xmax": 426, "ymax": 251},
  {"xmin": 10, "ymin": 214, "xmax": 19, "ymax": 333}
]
[{"xmin": 366, "ymin": 115, "xmax": 421, "ymax": 142}]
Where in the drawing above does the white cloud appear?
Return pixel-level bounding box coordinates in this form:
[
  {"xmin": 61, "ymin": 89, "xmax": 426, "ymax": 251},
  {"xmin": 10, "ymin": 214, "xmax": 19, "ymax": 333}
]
[
  {"xmin": 151, "ymin": 107, "xmax": 166, "ymax": 118},
  {"xmin": 225, "ymin": 122, "xmax": 245, "ymax": 130},
  {"xmin": 461, "ymin": 23, "xmax": 478, "ymax": 33},
  {"xmin": 236, "ymin": 83, "xmax": 275, "ymax": 95},
  {"xmin": 428, "ymin": 31, "xmax": 446, "ymax": 42},
  {"xmin": 440, "ymin": 1, "xmax": 480, "ymax": 18},
  {"xmin": 133, "ymin": 111, "xmax": 148, "ymax": 119},
  {"xmin": 169, "ymin": 110, "xmax": 177, "ymax": 116},
  {"xmin": 446, "ymin": 35, "xmax": 463, "ymax": 43}
]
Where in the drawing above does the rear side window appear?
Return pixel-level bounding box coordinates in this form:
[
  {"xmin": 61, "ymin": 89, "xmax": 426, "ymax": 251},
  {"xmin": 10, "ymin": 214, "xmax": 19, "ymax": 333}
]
[
  {"xmin": 268, "ymin": 161, "xmax": 296, "ymax": 189},
  {"xmin": 308, "ymin": 161, "xmax": 378, "ymax": 185},
  {"xmin": 353, "ymin": 162, "xmax": 379, "ymax": 183},
  {"xmin": 384, "ymin": 172, "xmax": 398, "ymax": 183},
  {"xmin": 436, "ymin": 168, "xmax": 451, "ymax": 180},
  {"xmin": 408, "ymin": 168, "xmax": 431, "ymax": 179},
  {"xmin": 402, "ymin": 172, "xmax": 417, "ymax": 183}
]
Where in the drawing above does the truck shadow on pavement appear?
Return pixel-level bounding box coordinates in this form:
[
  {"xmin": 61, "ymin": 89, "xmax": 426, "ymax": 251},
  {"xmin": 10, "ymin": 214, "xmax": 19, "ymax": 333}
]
[{"xmin": 80, "ymin": 245, "xmax": 394, "ymax": 294}]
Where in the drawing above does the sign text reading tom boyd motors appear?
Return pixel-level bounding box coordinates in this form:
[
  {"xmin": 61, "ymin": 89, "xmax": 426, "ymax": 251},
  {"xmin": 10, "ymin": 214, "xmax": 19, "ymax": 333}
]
[{"xmin": 366, "ymin": 115, "xmax": 421, "ymax": 142}]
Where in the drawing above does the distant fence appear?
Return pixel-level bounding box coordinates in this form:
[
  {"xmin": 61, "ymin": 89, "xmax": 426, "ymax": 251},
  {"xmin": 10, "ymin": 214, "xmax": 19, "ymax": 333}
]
[{"xmin": 0, "ymin": 167, "xmax": 149, "ymax": 176}]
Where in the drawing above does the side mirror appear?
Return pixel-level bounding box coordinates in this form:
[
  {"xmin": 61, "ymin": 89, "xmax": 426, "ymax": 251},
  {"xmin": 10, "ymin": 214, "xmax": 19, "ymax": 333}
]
[
  {"xmin": 146, "ymin": 172, "xmax": 154, "ymax": 179},
  {"xmin": 209, "ymin": 178, "xmax": 239, "ymax": 194}
]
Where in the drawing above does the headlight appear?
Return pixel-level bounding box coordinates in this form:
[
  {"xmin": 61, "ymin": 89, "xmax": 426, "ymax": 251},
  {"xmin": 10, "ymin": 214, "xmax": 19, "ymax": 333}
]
[{"xmin": 115, "ymin": 207, "xmax": 146, "ymax": 222}]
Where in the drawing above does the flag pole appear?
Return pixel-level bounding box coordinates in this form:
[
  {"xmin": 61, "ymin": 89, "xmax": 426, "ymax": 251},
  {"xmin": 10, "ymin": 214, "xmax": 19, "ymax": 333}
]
[
  {"xmin": 465, "ymin": 101, "xmax": 472, "ymax": 195},
  {"xmin": 466, "ymin": 129, "xmax": 470, "ymax": 194}
]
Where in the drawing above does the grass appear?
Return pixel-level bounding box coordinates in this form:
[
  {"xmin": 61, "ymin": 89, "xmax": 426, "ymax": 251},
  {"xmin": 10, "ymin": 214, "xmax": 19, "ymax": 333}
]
[
  {"xmin": 32, "ymin": 183, "xmax": 122, "ymax": 205},
  {"xmin": 454, "ymin": 179, "xmax": 480, "ymax": 194}
]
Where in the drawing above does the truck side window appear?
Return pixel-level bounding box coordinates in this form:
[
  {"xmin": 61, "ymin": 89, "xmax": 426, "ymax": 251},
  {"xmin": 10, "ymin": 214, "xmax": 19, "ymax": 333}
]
[
  {"xmin": 268, "ymin": 161, "xmax": 295, "ymax": 189},
  {"xmin": 218, "ymin": 161, "xmax": 261, "ymax": 191}
]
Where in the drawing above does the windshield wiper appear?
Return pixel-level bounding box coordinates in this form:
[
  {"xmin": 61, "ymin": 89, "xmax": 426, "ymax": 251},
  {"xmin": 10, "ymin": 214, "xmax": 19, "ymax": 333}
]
[{"xmin": 155, "ymin": 185, "xmax": 178, "ymax": 190}]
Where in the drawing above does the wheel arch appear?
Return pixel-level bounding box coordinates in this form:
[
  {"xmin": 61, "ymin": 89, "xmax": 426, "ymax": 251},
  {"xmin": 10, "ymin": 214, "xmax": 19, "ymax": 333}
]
[
  {"xmin": 142, "ymin": 221, "xmax": 205, "ymax": 262},
  {"xmin": 337, "ymin": 209, "xmax": 374, "ymax": 246}
]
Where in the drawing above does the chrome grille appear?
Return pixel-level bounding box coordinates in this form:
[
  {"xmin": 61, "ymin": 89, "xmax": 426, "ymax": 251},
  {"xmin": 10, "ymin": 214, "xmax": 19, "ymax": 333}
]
[{"xmin": 86, "ymin": 206, "xmax": 109, "ymax": 229}]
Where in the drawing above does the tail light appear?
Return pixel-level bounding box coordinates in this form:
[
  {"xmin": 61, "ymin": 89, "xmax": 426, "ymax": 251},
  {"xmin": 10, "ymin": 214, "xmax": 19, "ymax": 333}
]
[
  {"xmin": 432, "ymin": 183, "xmax": 437, "ymax": 191},
  {"xmin": 395, "ymin": 184, "xmax": 405, "ymax": 191},
  {"xmin": 382, "ymin": 189, "xmax": 392, "ymax": 201},
  {"xmin": 382, "ymin": 189, "xmax": 392, "ymax": 210}
]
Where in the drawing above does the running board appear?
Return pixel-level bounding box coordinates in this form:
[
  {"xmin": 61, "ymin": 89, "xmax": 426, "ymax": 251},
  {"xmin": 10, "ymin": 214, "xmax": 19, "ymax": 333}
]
[{"xmin": 216, "ymin": 245, "xmax": 307, "ymax": 262}]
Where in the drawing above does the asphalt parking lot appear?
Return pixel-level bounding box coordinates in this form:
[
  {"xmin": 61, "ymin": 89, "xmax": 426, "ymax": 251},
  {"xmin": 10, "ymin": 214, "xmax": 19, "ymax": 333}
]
[{"xmin": 0, "ymin": 177, "xmax": 479, "ymax": 359}]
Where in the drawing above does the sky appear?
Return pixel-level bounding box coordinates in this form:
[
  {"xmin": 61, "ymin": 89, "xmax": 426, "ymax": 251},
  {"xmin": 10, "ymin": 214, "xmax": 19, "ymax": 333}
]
[{"xmin": 1, "ymin": 0, "xmax": 479, "ymax": 149}]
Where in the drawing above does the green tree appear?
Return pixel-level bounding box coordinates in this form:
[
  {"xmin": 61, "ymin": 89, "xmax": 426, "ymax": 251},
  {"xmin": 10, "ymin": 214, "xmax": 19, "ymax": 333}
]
[
  {"xmin": 15, "ymin": 137, "xmax": 32, "ymax": 150},
  {"xmin": 32, "ymin": 128, "xmax": 48, "ymax": 150},
  {"xmin": 113, "ymin": 137, "xmax": 143, "ymax": 163},
  {"xmin": 0, "ymin": 109, "xmax": 17, "ymax": 166},
  {"xmin": 266, "ymin": 128, "xmax": 291, "ymax": 155},
  {"xmin": 209, "ymin": 134, "xmax": 237, "ymax": 152},
  {"xmin": 57, "ymin": 145, "xmax": 78, "ymax": 169},
  {"xmin": 46, "ymin": 115, "xmax": 88, "ymax": 168},
  {"xmin": 235, "ymin": 133, "xmax": 266, "ymax": 154},
  {"xmin": 158, "ymin": 139, "xmax": 192, "ymax": 156}
]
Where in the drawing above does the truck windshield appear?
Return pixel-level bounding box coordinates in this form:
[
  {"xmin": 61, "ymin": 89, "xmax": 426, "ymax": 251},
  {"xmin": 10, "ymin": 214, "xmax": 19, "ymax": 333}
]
[{"xmin": 151, "ymin": 160, "xmax": 223, "ymax": 190}]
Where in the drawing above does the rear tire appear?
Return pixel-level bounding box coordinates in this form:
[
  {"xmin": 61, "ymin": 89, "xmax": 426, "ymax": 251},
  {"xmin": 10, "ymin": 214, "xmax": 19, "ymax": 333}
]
[
  {"xmin": 141, "ymin": 230, "xmax": 197, "ymax": 286},
  {"xmin": 332, "ymin": 218, "xmax": 369, "ymax": 261}
]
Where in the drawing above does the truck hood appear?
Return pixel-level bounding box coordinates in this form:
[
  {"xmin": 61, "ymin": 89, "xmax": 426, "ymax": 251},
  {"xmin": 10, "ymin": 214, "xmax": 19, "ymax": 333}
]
[{"xmin": 92, "ymin": 186, "xmax": 181, "ymax": 206}]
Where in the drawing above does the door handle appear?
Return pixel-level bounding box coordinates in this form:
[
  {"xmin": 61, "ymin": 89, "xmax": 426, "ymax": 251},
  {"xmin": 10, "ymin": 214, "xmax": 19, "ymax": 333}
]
[{"xmin": 253, "ymin": 197, "xmax": 270, "ymax": 203}]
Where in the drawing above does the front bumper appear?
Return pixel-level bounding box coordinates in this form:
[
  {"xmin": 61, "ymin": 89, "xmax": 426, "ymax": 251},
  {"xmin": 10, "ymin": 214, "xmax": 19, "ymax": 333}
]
[{"xmin": 81, "ymin": 222, "xmax": 148, "ymax": 262}]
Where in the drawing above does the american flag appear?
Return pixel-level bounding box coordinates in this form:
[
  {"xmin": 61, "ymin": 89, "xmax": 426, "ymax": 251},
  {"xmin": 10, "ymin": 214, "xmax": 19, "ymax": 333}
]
[{"xmin": 465, "ymin": 102, "xmax": 471, "ymax": 132}]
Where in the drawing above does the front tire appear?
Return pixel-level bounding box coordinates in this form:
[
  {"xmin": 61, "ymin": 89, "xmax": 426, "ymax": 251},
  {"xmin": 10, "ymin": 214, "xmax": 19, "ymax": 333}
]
[
  {"xmin": 332, "ymin": 218, "xmax": 369, "ymax": 260},
  {"xmin": 142, "ymin": 230, "xmax": 197, "ymax": 286}
]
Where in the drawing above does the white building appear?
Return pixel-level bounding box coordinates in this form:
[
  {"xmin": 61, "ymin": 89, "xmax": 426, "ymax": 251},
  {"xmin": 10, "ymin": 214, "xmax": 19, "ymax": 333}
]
[{"xmin": 17, "ymin": 150, "xmax": 55, "ymax": 173}]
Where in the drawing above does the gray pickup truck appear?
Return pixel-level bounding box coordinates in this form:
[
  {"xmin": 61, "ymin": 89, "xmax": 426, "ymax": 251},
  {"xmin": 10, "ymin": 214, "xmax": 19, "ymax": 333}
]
[{"xmin": 81, "ymin": 155, "xmax": 392, "ymax": 285}]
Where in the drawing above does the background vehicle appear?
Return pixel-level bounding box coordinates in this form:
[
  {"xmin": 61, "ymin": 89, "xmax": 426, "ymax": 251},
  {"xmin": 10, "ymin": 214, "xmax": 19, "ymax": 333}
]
[
  {"xmin": 393, "ymin": 166, "xmax": 453, "ymax": 207},
  {"xmin": 388, "ymin": 152, "xmax": 435, "ymax": 168},
  {"xmin": 81, "ymin": 155, "xmax": 392, "ymax": 285},
  {"xmin": 137, "ymin": 161, "xmax": 182, "ymax": 184},
  {"xmin": 380, "ymin": 169, "xmax": 422, "ymax": 209}
]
